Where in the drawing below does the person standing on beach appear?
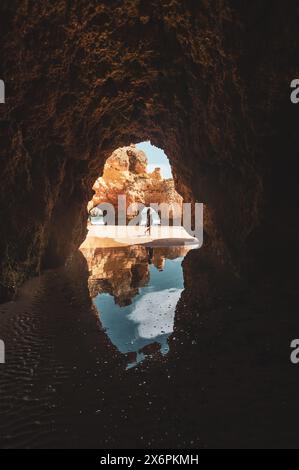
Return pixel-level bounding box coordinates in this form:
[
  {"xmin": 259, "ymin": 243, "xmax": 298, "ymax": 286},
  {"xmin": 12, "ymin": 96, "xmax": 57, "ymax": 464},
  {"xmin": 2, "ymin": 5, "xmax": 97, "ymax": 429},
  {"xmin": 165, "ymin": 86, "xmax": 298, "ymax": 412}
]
[{"xmin": 145, "ymin": 208, "xmax": 152, "ymax": 236}]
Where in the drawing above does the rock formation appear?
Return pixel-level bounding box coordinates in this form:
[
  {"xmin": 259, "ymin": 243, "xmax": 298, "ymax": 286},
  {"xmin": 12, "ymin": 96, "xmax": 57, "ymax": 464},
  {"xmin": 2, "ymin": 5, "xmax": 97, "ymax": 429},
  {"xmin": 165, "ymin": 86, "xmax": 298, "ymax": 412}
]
[{"xmin": 88, "ymin": 144, "xmax": 183, "ymax": 220}]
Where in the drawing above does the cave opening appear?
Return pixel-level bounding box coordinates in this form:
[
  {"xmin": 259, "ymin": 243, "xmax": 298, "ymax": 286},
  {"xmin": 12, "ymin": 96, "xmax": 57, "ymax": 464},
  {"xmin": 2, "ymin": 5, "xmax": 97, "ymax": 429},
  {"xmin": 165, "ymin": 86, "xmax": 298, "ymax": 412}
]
[
  {"xmin": 82, "ymin": 140, "xmax": 199, "ymax": 247},
  {"xmin": 79, "ymin": 141, "xmax": 200, "ymax": 369}
]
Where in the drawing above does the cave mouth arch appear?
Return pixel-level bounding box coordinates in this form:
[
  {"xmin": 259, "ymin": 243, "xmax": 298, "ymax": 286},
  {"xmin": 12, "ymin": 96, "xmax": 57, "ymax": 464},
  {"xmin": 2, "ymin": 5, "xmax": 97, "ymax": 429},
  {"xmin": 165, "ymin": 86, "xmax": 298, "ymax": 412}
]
[
  {"xmin": 78, "ymin": 141, "xmax": 202, "ymax": 369},
  {"xmin": 82, "ymin": 140, "xmax": 198, "ymax": 249},
  {"xmin": 0, "ymin": 0, "xmax": 285, "ymax": 303},
  {"xmin": 79, "ymin": 141, "xmax": 201, "ymax": 370}
]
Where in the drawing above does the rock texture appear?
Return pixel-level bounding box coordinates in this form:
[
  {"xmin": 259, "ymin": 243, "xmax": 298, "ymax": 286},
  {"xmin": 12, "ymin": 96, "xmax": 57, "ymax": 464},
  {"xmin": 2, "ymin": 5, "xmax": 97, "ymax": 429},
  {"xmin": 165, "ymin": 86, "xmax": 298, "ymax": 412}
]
[
  {"xmin": 89, "ymin": 144, "xmax": 183, "ymax": 219},
  {"xmin": 0, "ymin": 1, "xmax": 299, "ymax": 298}
]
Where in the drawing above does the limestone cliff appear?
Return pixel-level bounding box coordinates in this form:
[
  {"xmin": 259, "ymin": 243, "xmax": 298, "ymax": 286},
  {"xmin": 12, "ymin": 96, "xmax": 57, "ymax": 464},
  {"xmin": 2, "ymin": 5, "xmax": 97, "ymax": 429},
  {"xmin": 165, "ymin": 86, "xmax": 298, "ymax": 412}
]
[{"xmin": 89, "ymin": 145, "xmax": 183, "ymax": 220}]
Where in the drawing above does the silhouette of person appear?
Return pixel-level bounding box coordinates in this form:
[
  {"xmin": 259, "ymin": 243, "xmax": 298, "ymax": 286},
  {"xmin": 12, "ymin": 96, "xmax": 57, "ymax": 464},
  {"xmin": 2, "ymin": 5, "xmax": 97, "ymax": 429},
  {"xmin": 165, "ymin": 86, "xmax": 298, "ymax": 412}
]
[{"xmin": 145, "ymin": 208, "xmax": 152, "ymax": 236}]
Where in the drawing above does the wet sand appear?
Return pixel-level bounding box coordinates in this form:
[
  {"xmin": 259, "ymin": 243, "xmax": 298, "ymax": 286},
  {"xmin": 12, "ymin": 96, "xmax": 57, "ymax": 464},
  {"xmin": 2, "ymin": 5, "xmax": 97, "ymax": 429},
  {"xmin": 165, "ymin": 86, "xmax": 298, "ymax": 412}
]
[
  {"xmin": 0, "ymin": 248, "xmax": 299, "ymax": 448},
  {"xmin": 80, "ymin": 226, "xmax": 199, "ymax": 249}
]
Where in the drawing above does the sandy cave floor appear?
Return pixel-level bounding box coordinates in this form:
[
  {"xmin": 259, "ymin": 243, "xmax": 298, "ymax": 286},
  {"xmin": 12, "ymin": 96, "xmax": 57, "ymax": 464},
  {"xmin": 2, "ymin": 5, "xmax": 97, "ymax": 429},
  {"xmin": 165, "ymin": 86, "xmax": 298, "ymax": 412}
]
[{"xmin": 80, "ymin": 225, "xmax": 200, "ymax": 250}]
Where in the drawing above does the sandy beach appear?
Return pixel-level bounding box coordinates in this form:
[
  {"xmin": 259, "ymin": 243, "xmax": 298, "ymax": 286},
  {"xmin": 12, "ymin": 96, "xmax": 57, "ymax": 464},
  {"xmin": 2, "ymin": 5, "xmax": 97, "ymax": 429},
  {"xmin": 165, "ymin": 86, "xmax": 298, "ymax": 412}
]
[{"xmin": 80, "ymin": 225, "xmax": 200, "ymax": 250}]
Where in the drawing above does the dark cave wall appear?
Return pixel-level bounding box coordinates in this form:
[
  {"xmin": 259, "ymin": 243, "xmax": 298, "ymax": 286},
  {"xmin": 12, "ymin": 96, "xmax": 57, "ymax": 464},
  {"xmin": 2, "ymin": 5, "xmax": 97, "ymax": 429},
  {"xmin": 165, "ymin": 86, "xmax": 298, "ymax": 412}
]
[{"xmin": 0, "ymin": 0, "xmax": 299, "ymax": 299}]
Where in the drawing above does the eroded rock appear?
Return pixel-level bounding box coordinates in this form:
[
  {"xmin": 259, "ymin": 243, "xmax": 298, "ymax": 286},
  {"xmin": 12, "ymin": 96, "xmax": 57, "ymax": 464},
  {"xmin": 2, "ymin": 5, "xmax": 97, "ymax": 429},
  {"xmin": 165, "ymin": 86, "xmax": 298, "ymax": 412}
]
[
  {"xmin": 89, "ymin": 144, "xmax": 183, "ymax": 219},
  {"xmin": 0, "ymin": 1, "xmax": 299, "ymax": 297}
]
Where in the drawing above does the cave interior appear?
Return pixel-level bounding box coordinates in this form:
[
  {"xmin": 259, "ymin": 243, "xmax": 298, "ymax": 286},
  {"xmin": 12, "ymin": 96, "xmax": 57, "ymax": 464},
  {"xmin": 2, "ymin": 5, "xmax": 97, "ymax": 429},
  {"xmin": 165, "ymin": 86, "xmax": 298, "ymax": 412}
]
[{"xmin": 0, "ymin": 0, "xmax": 299, "ymax": 449}]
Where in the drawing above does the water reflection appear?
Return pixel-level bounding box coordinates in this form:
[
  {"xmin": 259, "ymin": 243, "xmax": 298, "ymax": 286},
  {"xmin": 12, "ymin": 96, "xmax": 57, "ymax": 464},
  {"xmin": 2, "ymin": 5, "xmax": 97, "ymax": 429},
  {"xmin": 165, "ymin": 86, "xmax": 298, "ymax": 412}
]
[{"xmin": 81, "ymin": 245, "xmax": 194, "ymax": 368}]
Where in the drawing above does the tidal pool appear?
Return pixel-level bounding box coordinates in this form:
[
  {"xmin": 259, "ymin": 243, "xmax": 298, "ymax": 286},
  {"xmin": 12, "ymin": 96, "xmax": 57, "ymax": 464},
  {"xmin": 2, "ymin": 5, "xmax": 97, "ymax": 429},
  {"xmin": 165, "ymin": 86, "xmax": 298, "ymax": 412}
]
[{"xmin": 83, "ymin": 245, "xmax": 193, "ymax": 368}]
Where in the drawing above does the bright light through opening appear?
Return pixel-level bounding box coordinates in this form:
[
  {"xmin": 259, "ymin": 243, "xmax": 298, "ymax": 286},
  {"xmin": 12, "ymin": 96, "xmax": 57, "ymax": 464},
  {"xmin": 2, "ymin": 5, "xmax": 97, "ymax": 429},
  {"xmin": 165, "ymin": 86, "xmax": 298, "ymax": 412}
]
[{"xmin": 136, "ymin": 141, "xmax": 173, "ymax": 180}]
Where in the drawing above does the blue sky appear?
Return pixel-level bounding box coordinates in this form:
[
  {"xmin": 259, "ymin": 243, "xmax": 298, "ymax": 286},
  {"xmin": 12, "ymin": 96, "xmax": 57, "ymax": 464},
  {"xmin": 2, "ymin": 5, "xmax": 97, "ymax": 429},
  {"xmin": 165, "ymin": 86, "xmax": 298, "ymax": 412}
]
[{"xmin": 136, "ymin": 141, "xmax": 173, "ymax": 179}]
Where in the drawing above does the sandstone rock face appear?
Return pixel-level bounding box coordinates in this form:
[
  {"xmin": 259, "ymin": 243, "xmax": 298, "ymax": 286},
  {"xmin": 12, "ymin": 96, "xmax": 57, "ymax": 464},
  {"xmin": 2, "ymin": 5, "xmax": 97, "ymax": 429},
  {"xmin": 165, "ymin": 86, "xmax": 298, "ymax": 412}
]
[
  {"xmin": 89, "ymin": 144, "xmax": 183, "ymax": 220},
  {"xmin": 0, "ymin": 1, "xmax": 299, "ymax": 298}
]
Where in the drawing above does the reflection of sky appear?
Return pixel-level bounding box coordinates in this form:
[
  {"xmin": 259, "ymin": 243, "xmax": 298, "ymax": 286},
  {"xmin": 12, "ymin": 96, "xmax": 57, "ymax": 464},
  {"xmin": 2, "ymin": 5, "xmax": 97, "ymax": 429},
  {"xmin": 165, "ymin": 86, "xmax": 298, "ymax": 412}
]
[
  {"xmin": 136, "ymin": 141, "xmax": 173, "ymax": 179},
  {"xmin": 94, "ymin": 257, "xmax": 184, "ymax": 368},
  {"xmin": 128, "ymin": 288, "xmax": 182, "ymax": 339}
]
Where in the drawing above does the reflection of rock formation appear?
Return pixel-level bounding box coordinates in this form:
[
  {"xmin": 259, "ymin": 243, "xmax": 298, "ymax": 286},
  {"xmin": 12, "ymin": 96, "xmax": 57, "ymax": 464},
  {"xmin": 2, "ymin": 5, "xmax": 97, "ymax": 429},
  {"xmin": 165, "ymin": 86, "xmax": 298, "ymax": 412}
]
[
  {"xmin": 84, "ymin": 245, "xmax": 149, "ymax": 306},
  {"xmin": 152, "ymin": 247, "xmax": 191, "ymax": 271},
  {"xmin": 89, "ymin": 145, "xmax": 183, "ymax": 220},
  {"xmin": 81, "ymin": 245, "xmax": 192, "ymax": 306}
]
